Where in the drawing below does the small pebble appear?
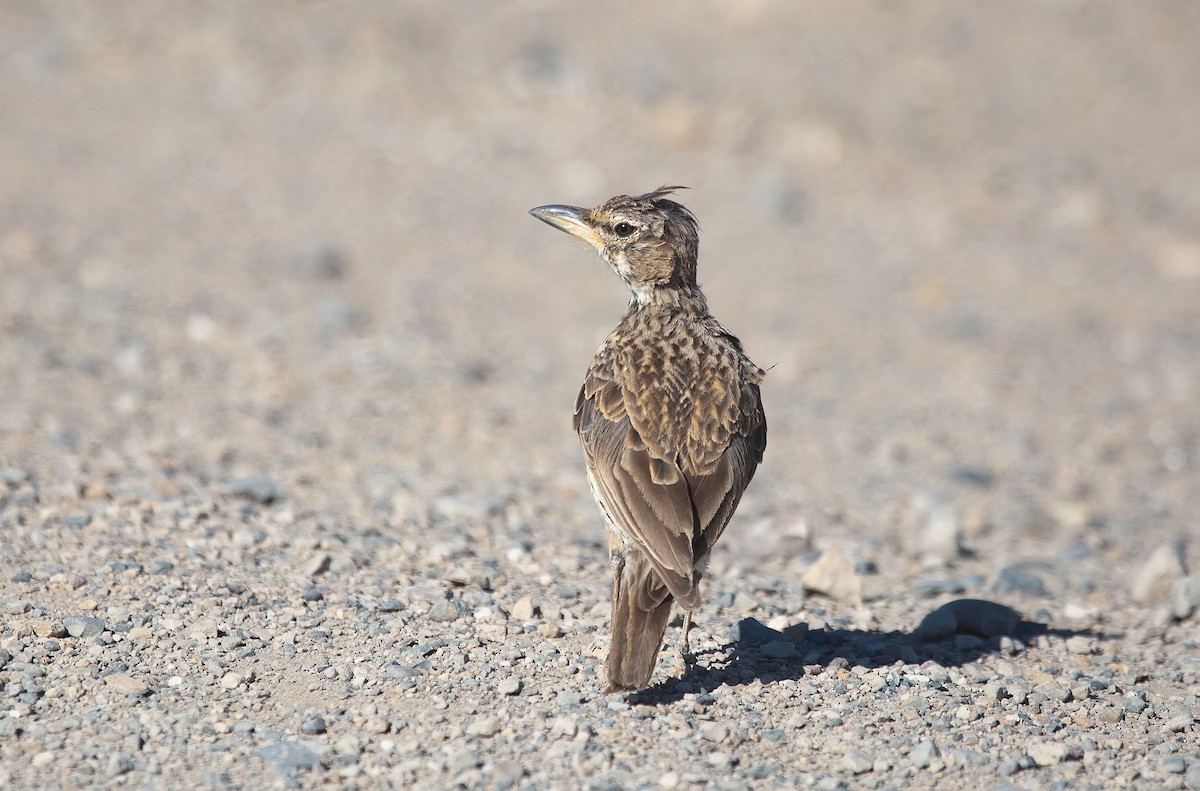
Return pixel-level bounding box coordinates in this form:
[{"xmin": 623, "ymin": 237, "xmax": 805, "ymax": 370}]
[
  {"xmin": 911, "ymin": 740, "xmax": 940, "ymax": 768},
  {"xmin": 1131, "ymin": 544, "xmax": 1185, "ymax": 604},
  {"xmin": 510, "ymin": 596, "xmax": 537, "ymax": 621},
  {"xmin": 1028, "ymin": 741, "xmax": 1070, "ymax": 766},
  {"xmin": 104, "ymin": 674, "xmax": 149, "ymax": 696},
  {"xmin": 843, "ymin": 748, "xmax": 873, "ymax": 774},
  {"xmin": 467, "ymin": 716, "xmax": 501, "ymax": 737},
  {"xmin": 64, "ymin": 615, "xmax": 106, "ymax": 638},
  {"xmin": 800, "ymin": 549, "xmax": 863, "ymax": 605},
  {"xmin": 994, "ymin": 564, "xmax": 1048, "ymax": 597},
  {"xmin": 222, "ymin": 476, "xmax": 283, "ymax": 504}
]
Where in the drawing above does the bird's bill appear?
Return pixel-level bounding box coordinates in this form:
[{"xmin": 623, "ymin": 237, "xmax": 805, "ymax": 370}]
[{"xmin": 529, "ymin": 205, "xmax": 604, "ymax": 251}]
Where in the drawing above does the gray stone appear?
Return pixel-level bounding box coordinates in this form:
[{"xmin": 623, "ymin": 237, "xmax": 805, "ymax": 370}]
[
  {"xmin": 428, "ymin": 598, "xmax": 469, "ymax": 622},
  {"xmin": 448, "ymin": 748, "xmax": 481, "ymax": 773},
  {"xmin": 910, "ymin": 740, "xmax": 939, "ymax": 768},
  {"xmin": 735, "ymin": 617, "xmax": 784, "ymax": 647},
  {"xmin": 1125, "ymin": 694, "xmax": 1148, "ymax": 714},
  {"xmin": 222, "ymin": 476, "xmax": 283, "ymax": 504},
  {"xmin": 908, "ymin": 490, "xmax": 962, "ymax": 564},
  {"xmin": 994, "ymin": 564, "xmax": 1048, "ymax": 597},
  {"xmin": 843, "ymin": 748, "xmax": 873, "ymax": 774},
  {"xmin": 107, "ymin": 754, "xmax": 135, "ymax": 776},
  {"xmin": 431, "ymin": 494, "xmax": 502, "ymax": 522},
  {"xmin": 466, "ymin": 716, "xmax": 500, "ymax": 737},
  {"xmin": 1172, "ymin": 576, "xmax": 1200, "ymax": 620},
  {"xmin": 259, "ymin": 741, "xmax": 321, "ymax": 777},
  {"xmin": 300, "ymin": 715, "xmax": 326, "ymax": 735},
  {"xmin": 1185, "ymin": 762, "xmax": 1200, "ymax": 790},
  {"xmin": 552, "ymin": 716, "xmax": 578, "ymax": 737},
  {"xmin": 490, "ymin": 761, "xmax": 526, "ymax": 788},
  {"xmin": 913, "ymin": 599, "xmax": 1020, "ymax": 641},
  {"xmin": 1131, "ymin": 544, "xmax": 1185, "ymax": 604},
  {"xmin": 1028, "ymin": 741, "xmax": 1070, "ymax": 766},
  {"xmin": 303, "ymin": 553, "xmax": 331, "ymax": 577},
  {"xmin": 334, "ymin": 735, "xmax": 360, "ymax": 756},
  {"xmin": 1161, "ymin": 756, "xmax": 1187, "ymax": 774},
  {"xmin": 998, "ymin": 758, "xmax": 1022, "ymax": 777},
  {"xmin": 1165, "ymin": 714, "xmax": 1194, "ymax": 732},
  {"xmin": 510, "ymin": 595, "xmax": 537, "ymax": 621},
  {"xmin": 64, "ymin": 615, "xmax": 106, "ymax": 638},
  {"xmin": 913, "ymin": 578, "xmax": 967, "ymax": 598},
  {"xmin": 498, "ymin": 677, "xmax": 522, "ymax": 696},
  {"xmin": 800, "ymin": 548, "xmax": 862, "ymax": 605},
  {"xmin": 699, "ymin": 722, "xmax": 728, "ymax": 742}
]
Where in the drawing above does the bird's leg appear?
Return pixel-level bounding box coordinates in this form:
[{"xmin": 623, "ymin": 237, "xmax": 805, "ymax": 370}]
[{"xmin": 680, "ymin": 609, "xmax": 695, "ymax": 668}]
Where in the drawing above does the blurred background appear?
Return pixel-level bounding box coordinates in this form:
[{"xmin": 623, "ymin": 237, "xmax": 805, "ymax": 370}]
[{"xmin": 2, "ymin": 1, "xmax": 1198, "ymax": 578}]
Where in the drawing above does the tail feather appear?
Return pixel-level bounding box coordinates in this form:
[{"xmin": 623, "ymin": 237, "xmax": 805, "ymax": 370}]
[{"xmin": 605, "ymin": 551, "xmax": 674, "ymax": 693}]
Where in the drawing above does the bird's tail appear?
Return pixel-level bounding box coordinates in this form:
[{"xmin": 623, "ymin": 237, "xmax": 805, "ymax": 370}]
[{"xmin": 605, "ymin": 550, "xmax": 674, "ymax": 693}]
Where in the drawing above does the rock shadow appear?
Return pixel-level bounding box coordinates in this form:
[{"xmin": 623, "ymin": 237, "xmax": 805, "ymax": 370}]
[{"xmin": 628, "ymin": 599, "xmax": 1105, "ymax": 706}]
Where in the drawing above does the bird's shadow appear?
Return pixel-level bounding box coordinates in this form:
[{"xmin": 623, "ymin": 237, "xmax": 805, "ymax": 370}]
[{"xmin": 627, "ymin": 606, "xmax": 1108, "ymax": 706}]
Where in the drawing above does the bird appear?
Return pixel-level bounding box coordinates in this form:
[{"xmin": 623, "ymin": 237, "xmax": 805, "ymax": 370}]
[{"xmin": 529, "ymin": 187, "xmax": 767, "ymax": 693}]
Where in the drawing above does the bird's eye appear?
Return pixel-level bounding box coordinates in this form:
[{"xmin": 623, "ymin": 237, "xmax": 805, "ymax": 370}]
[{"xmin": 613, "ymin": 222, "xmax": 636, "ymax": 238}]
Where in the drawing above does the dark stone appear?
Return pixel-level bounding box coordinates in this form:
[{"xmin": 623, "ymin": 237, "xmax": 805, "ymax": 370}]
[{"xmin": 735, "ymin": 617, "xmax": 785, "ymax": 648}]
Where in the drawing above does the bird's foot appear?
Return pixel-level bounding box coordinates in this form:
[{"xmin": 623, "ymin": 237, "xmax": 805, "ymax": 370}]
[{"xmin": 679, "ymin": 610, "xmax": 696, "ymax": 670}]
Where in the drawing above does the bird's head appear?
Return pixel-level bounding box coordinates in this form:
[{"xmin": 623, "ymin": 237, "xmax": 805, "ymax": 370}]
[{"xmin": 530, "ymin": 187, "xmax": 700, "ymax": 295}]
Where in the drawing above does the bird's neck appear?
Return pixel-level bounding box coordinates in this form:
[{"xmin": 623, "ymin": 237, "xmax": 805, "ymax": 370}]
[{"xmin": 628, "ymin": 283, "xmax": 709, "ymax": 315}]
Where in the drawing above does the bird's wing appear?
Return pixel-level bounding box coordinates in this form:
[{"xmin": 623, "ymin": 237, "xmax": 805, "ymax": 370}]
[
  {"xmin": 575, "ymin": 370, "xmax": 767, "ymax": 610},
  {"xmin": 686, "ymin": 381, "xmax": 766, "ymax": 560},
  {"xmin": 576, "ymin": 375, "xmax": 698, "ymax": 607}
]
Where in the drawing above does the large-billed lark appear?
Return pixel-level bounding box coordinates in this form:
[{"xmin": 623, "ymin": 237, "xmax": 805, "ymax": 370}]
[{"xmin": 530, "ymin": 187, "xmax": 767, "ymax": 693}]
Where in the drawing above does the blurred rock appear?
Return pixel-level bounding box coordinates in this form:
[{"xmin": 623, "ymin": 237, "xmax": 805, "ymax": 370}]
[
  {"xmin": 994, "ymin": 564, "xmax": 1048, "ymax": 597},
  {"xmin": 428, "ymin": 598, "xmax": 469, "ymax": 622},
  {"xmin": 914, "ymin": 578, "xmax": 968, "ymax": 598},
  {"xmin": 104, "ymin": 674, "xmax": 149, "ymax": 696},
  {"xmin": 843, "ymin": 748, "xmax": 873, "ymax": 774},
  {"xmin": 222, "ymin": 476, "xmax": 283, "ymax": 505},
  {"xmin": 1172, "ymin": 576, "xmax": 1200, "ymax": 620},
  {"xmin": 910, "ymin": 740, "xmax": 939, "ymax": 768},
  {"xmin": 289, "ymin": 243, "xmax": 348, "ymax": 280},
  {"xmin": 64, "ymin": 615, "xmax": 105, "ymax": 638},
  {"xmin": 431, "ymin": 493, "xmax": 502, "ymax": 523},
  {"xmin": 906, "ymin": 491, "xmax": 962, "ymax": 565},
  {"xmin": 260, "ymin": 741, "xmax": 321, "ymax": 778},
  {"xmin": 800, "ymin": 549, "xmax": 862, "ymax": 606},
  {"xmin": 509, "ymin": 596, "xmax": 537, "ymax": 621},
  {"xmin": 913, "ymin": 599, "xmax": 1020, "ymax": 641},
  {"xmin": 303, "ymin": 553, "xmax": 331, "ymax": 577},
  {"xmin": 1131, "ymin": 544, "xmax": 1184, "ymax": 604},
  {"xmin": 947, "ymin": 466, "xmax": 995, "ymax": 489},
  {"xmin": 734, "ymin": 617, "xmax": 785, "ymax": 647}
]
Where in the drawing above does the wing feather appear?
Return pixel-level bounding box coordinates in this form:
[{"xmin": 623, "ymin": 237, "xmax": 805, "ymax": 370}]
[{"xmin": 576, "ymin": 368, "xmax": 767, "ymax": 612}]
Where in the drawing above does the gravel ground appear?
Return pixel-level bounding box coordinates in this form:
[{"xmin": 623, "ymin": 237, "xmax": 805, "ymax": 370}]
[{"xmin": 2, "ymin": 2, "xmax": 1199, "ymax": 789}]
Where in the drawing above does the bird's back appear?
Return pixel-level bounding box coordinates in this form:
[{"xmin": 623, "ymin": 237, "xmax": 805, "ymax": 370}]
[{"xmin": 579, "ymin": 304, "xmax": 765, "ymax": 477}]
